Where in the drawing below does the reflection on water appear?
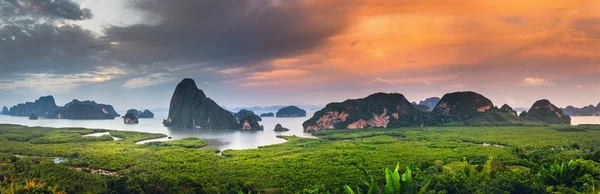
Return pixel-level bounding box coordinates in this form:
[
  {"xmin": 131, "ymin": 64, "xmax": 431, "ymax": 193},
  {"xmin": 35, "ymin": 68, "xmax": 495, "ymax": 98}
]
[{"xmin": 0, "ymin": 111, "xmax": 314, "ymax": 150}]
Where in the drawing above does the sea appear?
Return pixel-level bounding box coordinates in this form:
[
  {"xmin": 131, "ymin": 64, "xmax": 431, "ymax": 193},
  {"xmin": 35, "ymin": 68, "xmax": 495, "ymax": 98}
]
[{"xmin": 1, "ymin": 112, "xmax": 599, "ymax": 151}]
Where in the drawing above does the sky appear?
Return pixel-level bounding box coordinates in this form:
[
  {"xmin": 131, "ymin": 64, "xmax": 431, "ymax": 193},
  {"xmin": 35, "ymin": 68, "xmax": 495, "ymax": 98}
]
[{"xmin": 0, "ymin": 0, "xmax": 599, "ymax": 111}]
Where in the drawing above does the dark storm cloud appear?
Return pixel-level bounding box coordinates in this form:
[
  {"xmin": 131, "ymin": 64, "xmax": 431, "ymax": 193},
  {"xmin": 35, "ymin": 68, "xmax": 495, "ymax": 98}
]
[
  {"xmin": 104, "ymin": 0, "xmax": 351, "ymax": 68},
  {"xmin": 0, "ymin": 23, "xmax": 109, "ymax": 74},
  {"xmin": 0, "ymin": 0, "xmax": 106, "ymax": 75},
  {"xmin": 1, "ymin": 0, "xmax": 92, "ymax": 21}
]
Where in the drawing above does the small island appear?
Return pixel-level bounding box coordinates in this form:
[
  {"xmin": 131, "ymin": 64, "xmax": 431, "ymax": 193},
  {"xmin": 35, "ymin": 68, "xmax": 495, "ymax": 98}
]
[
  {"xmin": 276, "ymin": 106, "xmax": 306, "ymax": 117},
  {"xmin": 123, "ymin": 113, "xmax": 139, "ymax": 124},
  {"xmin": 259, "ymin": 112, "xmax": 274, "ymax": 117},
  {"xmin": 274, "ymin": 124, "xmax": 290, "ymax": 132},
  {"xmin": 125, "ymin": 109, "xmax": 155, "ymax": 119}
]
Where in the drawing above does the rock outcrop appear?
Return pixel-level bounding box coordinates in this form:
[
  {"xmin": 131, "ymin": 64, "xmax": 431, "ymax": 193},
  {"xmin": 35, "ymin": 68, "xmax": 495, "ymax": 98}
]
[
  {"xmin": 274, "ymin": 124, "xmax": 290, "ymax": 132},
  {"xmin": 1, "ymin": 106, "xmax": 8, "ymax": 115},
  {"xmin": 276, "ymin": 106, "xmax": 306, "ymax": 117},
  {"xmin": 260, "ymin": 112, "xmax": 274, "ymax": 117},
  {"xmin": 29, "ymin": 114, "xmax": 38, "ymax": 120},
  {"xmin": 163, "ymin": 78, "xmax": 239, "ymax": 129},
  {"xmin": 499, "ymin": 104, "xmax": 518, "ymax": 116},
  {"xmin": 8, "ymin": 96, "xmax": 58, "ymax": 117},
  {"xmin": 46, "ymin": 100, "xmax": 120, "ymax": 120},
  {"xmin": 432, "ymin": 91, "xmax": 494, "ymax": 120},
  {"xmin": 523, "ymin": 99, "xmax": 571, "ymax": 124},
  {"xmin": 303, "ymin": 93, "xmax": 433, "ymax": 131},
  {"xmin": 418, "ymin": 97, "xmax": 441, "ymax": 111},
  {"xmin": 123, "ymin": 113, "xmax": 139, "ymax": 124},
  {"xmin": 234, "ymin": 109, "xmax": 262, "ymax": 121}
]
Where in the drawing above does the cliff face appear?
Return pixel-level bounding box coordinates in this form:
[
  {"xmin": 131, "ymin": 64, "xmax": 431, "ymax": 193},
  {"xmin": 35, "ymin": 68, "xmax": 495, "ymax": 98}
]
[
  {"xmin": 524, "ymin": 99, "xmax": 571, "ymax": 124},
  {"xmin": 303, "ymin": 93, "xmax": 432, "ymax": 131},
  {"xmin": 8, "ymin": 96, "xmax": 58, "ymax": 117},
  {"xmin": 163, "ymin": 78, "xmax": 239, "ymax": 129},
  {"xmin": 276, "ymin": 106, "xmax": 307, "ymax": 117},
  {"xmin": 432, "ymin": 91, "xmax": 494, "ymax": 120},
  {"xmin": 46, "ymin": 100, "xmax": 120, "ymax": 120}
]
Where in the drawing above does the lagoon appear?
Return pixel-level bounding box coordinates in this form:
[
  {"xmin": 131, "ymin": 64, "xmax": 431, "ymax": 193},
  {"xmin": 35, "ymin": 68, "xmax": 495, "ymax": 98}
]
[
  {"xmin": 1, "ymin": 112, "xmax": 598, "ymax": 150},
  {"xmin": 0, "ymin": 111, "xmax": 314, "ymax": 150}
]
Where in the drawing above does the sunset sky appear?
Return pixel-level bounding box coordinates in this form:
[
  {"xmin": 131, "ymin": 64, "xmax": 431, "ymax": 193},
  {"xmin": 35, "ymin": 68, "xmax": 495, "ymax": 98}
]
[{"xmin": 1, "ymin": 0, "xmax": 599, "ymax": 110}]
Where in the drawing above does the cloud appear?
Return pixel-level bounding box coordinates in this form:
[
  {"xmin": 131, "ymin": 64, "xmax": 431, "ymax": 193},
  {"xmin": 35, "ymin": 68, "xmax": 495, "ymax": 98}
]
[
  {"xmin": 0, "ymin": 0, "xmax": 108, "ymax": 76},
  {"xmin": 249, "ymin": 69, "xmax": 309, "ymax": 80},
  {"xmin": 218, "ymin": 67, "xmax": 246, "ymax": 75},
  {"xmin": 121, "ymin": 73, "xmax": 173, "ymax": 89},
  {"xmin": 372, "ymin": 77, "xmax": 388, "ymax": 84},
  {"xmin": 102, "ymin": 0, "xmax": 352, "ymax": 71},
  {"xmin": 576, "ymin": 85, "xmax": 584, "ymax": 89},
  {"xmin": 0, "ymin": 73, "xmax": 112, "ymax": 93},
  {"xmin": 518, "ymin": 77, "xmax": 555, "ymax": 87}
]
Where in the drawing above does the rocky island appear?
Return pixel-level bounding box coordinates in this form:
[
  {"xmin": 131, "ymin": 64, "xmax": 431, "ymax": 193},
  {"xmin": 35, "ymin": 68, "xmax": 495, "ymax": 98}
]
[
  {"xmin": 123, "ymin": 113, "xmax": 139, "ymax": 124},
  {"xmin": 163, "ymin": 78, "xmax": 240, "ymax": 129},
  {"xmin": 274, "ymin": 124, "xmax": 290, "ymax": 132},
  {"xmin": 276, "ymin": 106, "xmax": 306, "ymax": 117},
  {"xmin": 234, "ymin": 109, "xmax": 262, "ymax": 121},
  {"xmin": 1, "ymin": 106, "xmax": 9, "ymax": 115},
  {"xmin": 259, "ymin": 112, "xmax": 274, "ymax": 117},
  {"xmin": 5, "ymin": 96, "xmax": 120, "ymax": 120},
  {"xmin": 432, "ymin": 91, "xmax": 494, "ymax": 120},
  {"xmin": 46, "ymin": 100, "xmax": 120, "ymax": 120},
  {"xmin": 125, "ymin": 109, "xmax": 155, "ymax": 118},
  {"xmin": 562, "ymin": 103, "xmax": 600, "ymax": 116},
  {"xmin": 522, "ymin": 99, "xmax": 571, "ymax": 124},
  {"xmin": 29, "ymin": 114, "xmax": 38, "ymax": 120},
  {"xmin": 303, "ymin": 93, "xmax": 433, "ymax": 131},
  {"xmin": 6, "ymin": 96, "xmax": 58, "ymax": 117},
  {"xmin": 304, "ymin": 91, "xmax": 558, "ymax": 131}
]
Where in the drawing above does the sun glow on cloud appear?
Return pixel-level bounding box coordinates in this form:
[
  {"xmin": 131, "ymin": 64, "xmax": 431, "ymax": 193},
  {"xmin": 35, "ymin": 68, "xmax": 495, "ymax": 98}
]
[{"xmin": 0, "ymin": 73, "xmax": 114, "ymax": 93}]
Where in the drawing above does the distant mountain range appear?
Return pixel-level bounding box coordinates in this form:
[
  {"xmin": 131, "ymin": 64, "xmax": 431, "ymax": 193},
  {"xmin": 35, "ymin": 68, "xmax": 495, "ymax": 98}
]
[{"xmin": 562, "ymin": 103, "xmax": 600, "ymax": 116}]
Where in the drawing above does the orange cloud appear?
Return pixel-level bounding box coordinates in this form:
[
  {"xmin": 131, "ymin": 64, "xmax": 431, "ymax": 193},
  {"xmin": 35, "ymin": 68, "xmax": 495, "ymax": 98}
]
[{"xmin": 249, "ymin": 69, "xmax": 309, "ymax": 80}]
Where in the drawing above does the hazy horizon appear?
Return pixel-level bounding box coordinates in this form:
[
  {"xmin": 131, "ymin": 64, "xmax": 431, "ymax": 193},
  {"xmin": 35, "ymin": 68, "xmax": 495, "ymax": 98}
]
[{"xmin": 1, "ymin": 0, "xmax": 599, "ymax": 110}]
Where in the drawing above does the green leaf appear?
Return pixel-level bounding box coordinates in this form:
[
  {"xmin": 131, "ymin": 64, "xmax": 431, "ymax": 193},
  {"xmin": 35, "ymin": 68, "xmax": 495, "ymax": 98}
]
[
  {"xmin": 417, "ymin": 179, "xmax": 431, "ymax": 194},
  {"xmin": 344, "ymin": 185, "xmax": 356, "ymax": 194}
]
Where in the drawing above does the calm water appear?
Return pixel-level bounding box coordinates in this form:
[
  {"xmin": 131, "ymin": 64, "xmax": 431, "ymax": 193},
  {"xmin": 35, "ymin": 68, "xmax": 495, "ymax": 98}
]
[
  {"xmin": 0, "ymin": 111, "xmax": 315, "ymax": 151},
  {"xmin": 571, "ymin": 116, "xmax": 600, "ymax": 125},
  {"xmin": 2, "ymin": 113, "xmax": 599, "ymax": 150}
]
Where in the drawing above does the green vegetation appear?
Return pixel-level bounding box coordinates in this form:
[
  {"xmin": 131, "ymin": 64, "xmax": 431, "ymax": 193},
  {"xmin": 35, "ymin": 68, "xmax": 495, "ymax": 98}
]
[
  {"xmin": 145, "ymin": 137, "xmax": 207, "ymax": 148},
  {"xmin": 2, "ymin": 124, "xmax": 600, "ymax": 193}
]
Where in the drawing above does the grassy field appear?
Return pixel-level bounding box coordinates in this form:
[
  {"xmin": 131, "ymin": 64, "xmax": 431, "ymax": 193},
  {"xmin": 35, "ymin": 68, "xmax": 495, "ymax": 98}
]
[{"xmin": 1, "ymin": 124, "xmax": 600, "ymax": 193}]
